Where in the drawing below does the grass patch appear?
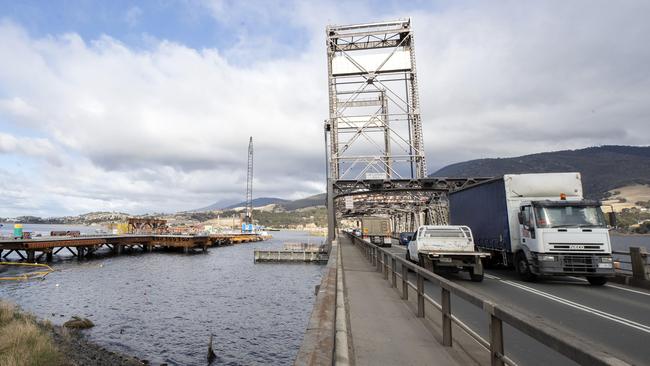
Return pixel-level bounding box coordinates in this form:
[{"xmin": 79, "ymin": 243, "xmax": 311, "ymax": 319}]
[{"xmin": 0, "ymin": 300, "xmax": 64, "ymax": 366}]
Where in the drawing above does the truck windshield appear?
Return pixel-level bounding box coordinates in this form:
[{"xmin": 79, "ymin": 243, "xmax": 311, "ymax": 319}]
[
  {"xmin": 534, "ymin": 206, "xmax": 607, "ymax": 228},
  {"xmin": 422, "ymin": 229, "xmax": 464, "ymax": 238}
]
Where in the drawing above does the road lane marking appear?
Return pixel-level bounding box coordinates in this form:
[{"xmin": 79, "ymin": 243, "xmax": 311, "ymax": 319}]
[
  {"xmin": 502, "ymin": 280, "xmax": 650, "ymax": 334},
  {"xmin": 605, "ymin": 284, "xmax": 650, "ymax": 296},
  {"xmin": 484, "ymin": 273, "xmax": 501, "ymax": 280},
  {"xmin": 567, "ymin": 276, "xmax": 650, "ymax": 297}
]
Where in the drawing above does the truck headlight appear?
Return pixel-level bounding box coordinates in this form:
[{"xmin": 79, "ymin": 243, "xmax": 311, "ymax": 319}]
[
  {"xmin": 539, "ymin": 255, "xmax": 556, "ymax": 261},
  {"xmin": 600, "ymin": 257, "xmax": 613, "ymax": 263}
]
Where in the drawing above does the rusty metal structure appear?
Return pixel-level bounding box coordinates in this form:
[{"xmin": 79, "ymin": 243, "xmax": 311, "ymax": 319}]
[
  {"xmin": 127, "ymin": 218, "xmax": 167, "ymax": 234},
  {"xmin": 0, "ymin": 233, "xmax": 267, "ymax": 262},
  {"xmin": 324, "ymin": 19, "xmax": 488, "ymax": 239}
]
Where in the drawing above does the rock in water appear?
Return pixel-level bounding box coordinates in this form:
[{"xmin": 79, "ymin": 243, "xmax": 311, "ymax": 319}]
[
  {"xmin": 207, "ymin": 334, "xmax": 217, "ymax": 364},
  {"xmin": 63, "ymin": 316, "xmax": 95, "ymax": 329}
]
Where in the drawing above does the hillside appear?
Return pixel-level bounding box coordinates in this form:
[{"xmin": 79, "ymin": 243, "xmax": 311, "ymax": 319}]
[
  {"xmin": 432, "ymin": 145, "xmax": 650, "ymax": 199},
  {"xmin": 282, "ymin": 193, "xmax": 326, "ymax": 210},
  {"xmin": 224, "ymin": 197, "xmax": 290, "ymax": 210},
  {"xmin": 197, "ymin": 193, "xmax": 326, "ymax": 212}
]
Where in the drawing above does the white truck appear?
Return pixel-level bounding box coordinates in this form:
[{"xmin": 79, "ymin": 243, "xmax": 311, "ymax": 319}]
[
  {"xmin": 406, "ymin": 225, "xmax": 489, "ymax": 282},
  {"xmin": 449, "ymin": 172, "xmax": 615, "ymax": 285}
]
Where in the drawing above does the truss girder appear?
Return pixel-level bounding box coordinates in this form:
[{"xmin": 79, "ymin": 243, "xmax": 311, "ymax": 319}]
[{"xmin": 326, "ymin": 18, "xmax": 426, "ymax": 181}]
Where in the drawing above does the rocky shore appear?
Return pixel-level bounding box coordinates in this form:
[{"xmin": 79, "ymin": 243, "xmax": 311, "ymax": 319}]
[
  {"xmin": 0, "ymin": 300, "xmax": 152, "ymax": 366},
  {"xmin": 50, "ymin": 326, "xmax": 146, "ymax": 366}
]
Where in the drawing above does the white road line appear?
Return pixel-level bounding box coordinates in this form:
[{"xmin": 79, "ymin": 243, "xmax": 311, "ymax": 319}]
[
  {"xmin": 502, "ymin": 280, "xmax": 650, "ymax": 334},
  {"xmin": 484, "ymin": 273, "xmax": 501, "ymax": 280},
  {"xmin": 606, "ymin": 284, "xmax": 650, "ymax": 296},
  {"xmin": 567, "ymin": 276, "xmax": 650, "ymax": 297}
]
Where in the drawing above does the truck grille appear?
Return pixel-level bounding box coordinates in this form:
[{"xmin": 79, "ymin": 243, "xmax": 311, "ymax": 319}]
[
  {"xmin": 549, "ymin": 243, "xmax": 605, "ymax": 252},
  {"xmin": 561, "ymin": 255, "xmax": 597, "ymax": 273}
]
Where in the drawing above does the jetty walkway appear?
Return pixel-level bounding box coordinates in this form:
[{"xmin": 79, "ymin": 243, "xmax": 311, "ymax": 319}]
[{"xmin": 0, "ymin": 233, "xmax": 266, "ymax": 262}]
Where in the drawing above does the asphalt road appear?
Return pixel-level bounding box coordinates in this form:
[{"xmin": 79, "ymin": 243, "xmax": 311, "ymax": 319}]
[{"xmin": 383, "ymin": 243, "xmax": 650, "ymax": 366}]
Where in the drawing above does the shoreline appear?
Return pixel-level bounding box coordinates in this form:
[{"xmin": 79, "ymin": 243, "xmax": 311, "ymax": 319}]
[{"xmin": 0, "ymin": 300, "xmax": 147, "ymax": 366}]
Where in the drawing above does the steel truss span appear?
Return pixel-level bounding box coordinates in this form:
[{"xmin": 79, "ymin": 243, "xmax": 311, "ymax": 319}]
[
  {"xmin": 332, "ymin": 178, "xmax": 491, "ymax": 232},
  {"xmin": 326, "ymin": 18, "xmax": 426, "ymax": 181},
  {"xmin": 324, "ymin": 19, "xmax": 489, "ymax": 235}
]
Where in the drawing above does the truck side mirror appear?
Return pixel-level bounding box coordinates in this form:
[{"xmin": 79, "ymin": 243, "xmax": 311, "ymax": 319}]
[
  {"xmin": 608, "ymin": 212, "xmax": 617, "ymax": 227},
  {"xmin": 517, "ymin": 212, "xmax": 524, "ymax": 225}
]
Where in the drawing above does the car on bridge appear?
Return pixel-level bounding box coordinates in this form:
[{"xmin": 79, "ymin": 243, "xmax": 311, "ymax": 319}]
[
  {"xmin": 398, "ymin": 231, "xmax": 414, "ymax": 246},
  {"xmin": 406, "ymin": 225, "xmax": 489, "ymax": 282}
]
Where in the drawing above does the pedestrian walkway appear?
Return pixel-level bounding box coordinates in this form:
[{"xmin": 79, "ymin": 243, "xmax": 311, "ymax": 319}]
[{"xmin": 340, "ymin": 235, "xmax": 466, "ymax": 366}]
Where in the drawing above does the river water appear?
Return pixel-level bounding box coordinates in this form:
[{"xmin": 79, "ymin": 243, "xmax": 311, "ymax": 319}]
[{"xmin": 0, "ymin": 229, "xmax": 325, "ymax": 366}]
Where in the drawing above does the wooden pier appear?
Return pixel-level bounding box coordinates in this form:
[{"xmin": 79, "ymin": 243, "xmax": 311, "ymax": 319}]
[{"xmin": 0, "ymin": 233, "xmax": 270, "ymax": 262}]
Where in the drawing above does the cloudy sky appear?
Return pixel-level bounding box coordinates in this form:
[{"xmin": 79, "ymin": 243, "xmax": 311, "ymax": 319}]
[{"xmin": 0, "ymin": 0, "xmax": 648, "ymax": 217}]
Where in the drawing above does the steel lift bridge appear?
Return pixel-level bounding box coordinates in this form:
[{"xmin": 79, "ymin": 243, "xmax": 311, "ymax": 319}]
[{"xmin": 324, "ymin": 19, "xmax": 487, "ymax": 240}]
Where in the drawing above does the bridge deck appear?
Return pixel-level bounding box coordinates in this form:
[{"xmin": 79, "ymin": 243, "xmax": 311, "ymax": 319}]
[{"xmin": 340, "ymin": 235, "xmax": 471, "ymax": 365}]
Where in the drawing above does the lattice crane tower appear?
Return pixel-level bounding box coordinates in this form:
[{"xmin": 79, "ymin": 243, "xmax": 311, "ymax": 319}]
[
  {"xmin": 245, "ymin": 136, "xmax": 253, "ymax": 225},
  {"xmin": 326, "ymin": 19, "xmax": 427, "ymax": 181}
]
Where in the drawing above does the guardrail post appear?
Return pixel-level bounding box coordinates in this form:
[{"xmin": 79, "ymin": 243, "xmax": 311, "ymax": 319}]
[
  {"xmin": 630, "ymin": 247, "xmax": 649, "ymax": 280},
  {"xmin": 490, "ymin": 315, "xmax": 505, "ymax": 366},
  {"xmin": 417, "ymin": 272, "xmax": 424, "ymax": 317},
  {"xmin": 383, "ymin": 253, "xmax": 389, "ymax": 280},
  {"xmin": 441, "ymin": 287, "xmax": 452, "ymax": 346},
  {"xmin": 402, "ymin": 264, "xmax": 408, "ymax": 300},
  {"xmin": 376, "ymin": 249, "xmax": 382, "ymax": 272},
  {"xmin": 391, "ymin": 258, "xmax": 397, "ymax": 288}
]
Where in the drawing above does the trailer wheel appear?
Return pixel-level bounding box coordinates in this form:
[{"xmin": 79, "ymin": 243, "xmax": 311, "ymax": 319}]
[
  {"xmin": 515, "ymin": 252, "xmax": 537, "ymax": 282},
  {"xmin": 587, "ymin": 276, "xmax": 607, "ymax": 286}
]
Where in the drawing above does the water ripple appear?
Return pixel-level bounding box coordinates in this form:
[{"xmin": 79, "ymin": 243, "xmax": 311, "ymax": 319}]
[{"xmin": 0, "ymin": 231, "xmax": 325, "ymax": 365}]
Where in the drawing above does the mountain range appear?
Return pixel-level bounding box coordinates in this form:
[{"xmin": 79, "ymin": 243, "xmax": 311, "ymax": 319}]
[{"xmin": 196, "ymin": 194, "xmax": 326, "ymax": 212}]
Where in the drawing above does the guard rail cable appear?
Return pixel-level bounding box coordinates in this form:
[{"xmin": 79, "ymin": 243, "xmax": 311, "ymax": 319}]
[{"xmin": 345, "ymin": 232, "xmax": 630, "ymax": 366}]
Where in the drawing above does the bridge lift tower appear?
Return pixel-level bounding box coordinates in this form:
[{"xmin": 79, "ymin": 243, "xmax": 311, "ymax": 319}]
[{"xmin": 324, "ymin": 19, "xmax": 485, "ymax": 241}]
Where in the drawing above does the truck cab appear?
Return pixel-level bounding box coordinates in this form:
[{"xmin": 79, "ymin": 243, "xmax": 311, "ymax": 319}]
[{"xmin": 515, "ymin": 199, "xmax": 614, "ymax": 285}]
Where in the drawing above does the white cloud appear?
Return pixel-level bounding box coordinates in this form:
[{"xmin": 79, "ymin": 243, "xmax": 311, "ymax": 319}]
[{"xmin": 1, "ymin": 1, "xmax": 649, "ymax": 216}]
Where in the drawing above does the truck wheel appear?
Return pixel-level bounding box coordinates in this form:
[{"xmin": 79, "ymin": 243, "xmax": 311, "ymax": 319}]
[
  {"xmin": 587, "ymin": 276, "xmax": 607, "ymax": 286},
  {"xmin": 469, "ymin": 268, "xmax": 484, "ymax": 282},
  {"xmin": 515, "ymin": 252, "xmax": 537, "ymax": 282}
]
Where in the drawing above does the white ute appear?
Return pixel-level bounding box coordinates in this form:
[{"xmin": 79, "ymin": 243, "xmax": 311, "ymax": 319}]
[{"xmin": 406, "ymin": 225, "xmax": 490, "ymax": 282}]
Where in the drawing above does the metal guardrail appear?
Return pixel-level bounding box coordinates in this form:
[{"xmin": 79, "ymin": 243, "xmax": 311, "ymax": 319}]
[
  {"xmin": 612, "ymin": 248, "xmax": 649, "ymax": 279},
  {"xmin": 346, "ymin": 232, "xmax": 630, "ymax": 366}
]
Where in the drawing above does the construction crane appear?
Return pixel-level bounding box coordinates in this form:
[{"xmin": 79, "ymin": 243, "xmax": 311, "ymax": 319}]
[{"xmin": 243, "ymin": 136, "xmax": 254, "ymax": 232}]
